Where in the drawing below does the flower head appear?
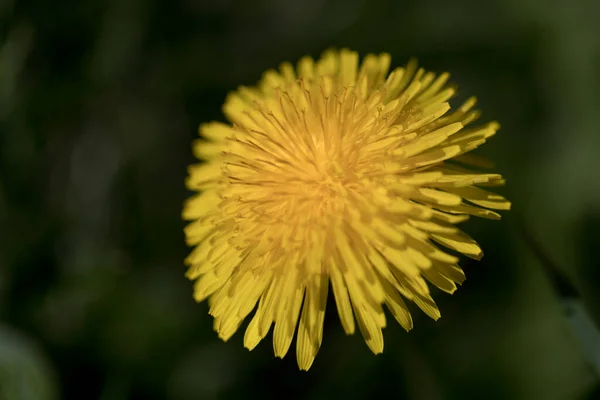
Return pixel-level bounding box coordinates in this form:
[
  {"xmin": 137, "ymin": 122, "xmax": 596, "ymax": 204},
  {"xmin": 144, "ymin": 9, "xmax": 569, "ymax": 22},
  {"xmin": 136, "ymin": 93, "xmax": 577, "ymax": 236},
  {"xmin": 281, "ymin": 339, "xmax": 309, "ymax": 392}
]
[{"xmin": 183, "ymin": 49, "xmax": 510, "ymax": 370}]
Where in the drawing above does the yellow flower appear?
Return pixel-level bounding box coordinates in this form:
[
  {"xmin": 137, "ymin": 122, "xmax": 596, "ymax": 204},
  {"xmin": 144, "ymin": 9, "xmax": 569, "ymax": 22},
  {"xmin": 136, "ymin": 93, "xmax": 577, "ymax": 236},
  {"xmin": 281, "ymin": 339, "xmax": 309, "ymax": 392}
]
[{"xmin": 183, "ymin": 49, "xmax": 510, "ymax": 370}]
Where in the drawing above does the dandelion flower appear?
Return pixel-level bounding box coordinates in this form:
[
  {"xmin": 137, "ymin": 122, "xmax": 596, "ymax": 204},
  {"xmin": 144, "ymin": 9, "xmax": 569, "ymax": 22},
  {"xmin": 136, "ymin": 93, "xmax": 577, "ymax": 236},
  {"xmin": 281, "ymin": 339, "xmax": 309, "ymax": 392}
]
[{"xmin": 183, "ymin": 49, "xmax": 510, "ymax": 370}]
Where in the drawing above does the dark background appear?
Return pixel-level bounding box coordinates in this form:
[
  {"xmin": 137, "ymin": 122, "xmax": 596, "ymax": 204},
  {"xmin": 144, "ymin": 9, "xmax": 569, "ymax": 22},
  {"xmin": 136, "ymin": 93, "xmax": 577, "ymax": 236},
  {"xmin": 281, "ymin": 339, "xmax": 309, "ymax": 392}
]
[{"xmin": 1, "ymin": 0, "xmax": 599, "ymax": 399}]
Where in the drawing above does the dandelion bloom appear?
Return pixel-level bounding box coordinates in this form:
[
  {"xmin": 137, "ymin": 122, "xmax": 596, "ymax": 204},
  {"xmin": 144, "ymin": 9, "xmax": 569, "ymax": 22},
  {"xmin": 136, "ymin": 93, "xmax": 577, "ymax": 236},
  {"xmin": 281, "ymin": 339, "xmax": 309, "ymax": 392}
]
[{"xmin": 183, "ymin": 49, "xmax": 510, "ymax": 370}]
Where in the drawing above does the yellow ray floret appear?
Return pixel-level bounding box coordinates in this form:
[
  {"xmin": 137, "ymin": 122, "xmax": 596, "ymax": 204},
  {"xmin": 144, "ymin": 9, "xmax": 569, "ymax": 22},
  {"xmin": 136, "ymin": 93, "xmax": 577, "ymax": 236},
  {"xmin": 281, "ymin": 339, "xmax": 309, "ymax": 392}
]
[{"xmin": 183, "ymin": 48, "xmax": 510, "ymax": 370}]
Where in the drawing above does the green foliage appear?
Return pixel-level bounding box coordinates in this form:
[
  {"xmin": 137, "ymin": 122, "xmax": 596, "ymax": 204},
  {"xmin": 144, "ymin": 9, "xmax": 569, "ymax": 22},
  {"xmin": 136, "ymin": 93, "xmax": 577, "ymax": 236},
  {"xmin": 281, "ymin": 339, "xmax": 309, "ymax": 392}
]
[{"xmin": 0, "ymin": 326, "xmax": 57, "ymax": 400}]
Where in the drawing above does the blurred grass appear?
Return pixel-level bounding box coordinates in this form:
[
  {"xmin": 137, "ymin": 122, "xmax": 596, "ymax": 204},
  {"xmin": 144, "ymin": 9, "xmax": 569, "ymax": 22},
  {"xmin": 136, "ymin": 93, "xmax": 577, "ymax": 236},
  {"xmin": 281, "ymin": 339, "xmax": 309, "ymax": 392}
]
[
  {"xmin": 1, "ymin": 0, "xmax": 599, "ymax": 399},
  {"xmin": 0, "ymin": 325, "xmax": 57, "ymax": 400}
]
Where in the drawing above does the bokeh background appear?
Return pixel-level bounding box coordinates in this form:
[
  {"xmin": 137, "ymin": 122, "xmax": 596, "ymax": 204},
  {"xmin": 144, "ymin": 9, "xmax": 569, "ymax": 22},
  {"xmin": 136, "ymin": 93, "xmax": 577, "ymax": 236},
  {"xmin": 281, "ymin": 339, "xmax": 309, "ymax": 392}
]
[{"xmin": 1, "ymin": 0, "xmax": 600, "ymax": 398}]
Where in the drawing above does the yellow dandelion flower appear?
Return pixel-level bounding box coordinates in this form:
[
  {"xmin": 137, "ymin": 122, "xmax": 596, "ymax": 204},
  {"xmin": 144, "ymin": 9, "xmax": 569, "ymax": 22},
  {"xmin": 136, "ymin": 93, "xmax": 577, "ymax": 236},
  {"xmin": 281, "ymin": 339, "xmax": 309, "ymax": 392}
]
[{"xmin": 183, "ymin": 49, "xmax": 510, "ymax": 370}]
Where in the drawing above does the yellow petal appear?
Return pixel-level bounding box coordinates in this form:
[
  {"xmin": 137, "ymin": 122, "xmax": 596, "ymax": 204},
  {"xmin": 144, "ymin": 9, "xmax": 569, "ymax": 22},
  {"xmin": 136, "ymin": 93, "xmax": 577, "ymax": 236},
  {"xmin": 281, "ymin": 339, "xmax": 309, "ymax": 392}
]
[
  {"xmin": 431, "ymin": 231, "xmax": 483, "ymax": 260},
  {"xmin": 330, "ymin": 263, "xmax": 356, "ymax": 335},
  {"xmin": 353, "ymin": 303, "xmax": 384, "ymax": 354},
  {"xmin": 296, "ymin": 275, "xmax": 328, "ymax": 370},
  {"xmin": 273, "ymin": 286, "xmax": 304, "ymax": 358}
]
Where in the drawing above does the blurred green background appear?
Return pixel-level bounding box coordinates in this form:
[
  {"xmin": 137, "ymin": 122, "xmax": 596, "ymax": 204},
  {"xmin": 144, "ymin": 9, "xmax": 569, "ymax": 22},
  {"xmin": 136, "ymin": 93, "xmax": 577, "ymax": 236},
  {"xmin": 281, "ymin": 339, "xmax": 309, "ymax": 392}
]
[{"xmin": 1, "ymin": 0, "xmax": 599, "ymax": 399}]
